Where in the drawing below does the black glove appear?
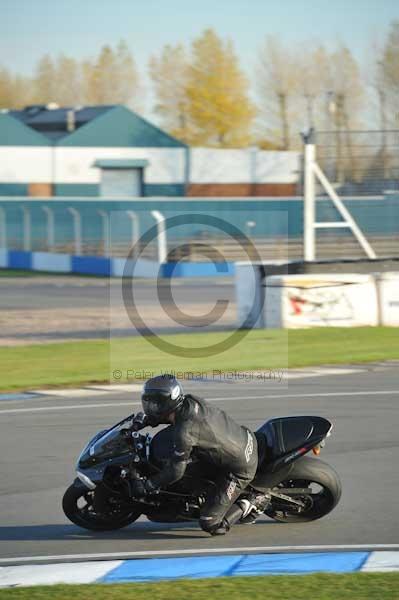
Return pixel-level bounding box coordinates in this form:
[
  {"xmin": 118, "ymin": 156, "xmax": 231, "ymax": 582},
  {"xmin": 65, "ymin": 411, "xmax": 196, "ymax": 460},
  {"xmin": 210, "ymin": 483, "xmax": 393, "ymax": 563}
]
[
  {"xmin": 130, "ymin": 478, "xmax": 158, "ymax": 498},
  {"xmin": 132, "ymin": 412, "xmax": 148, "ymax": 431}
]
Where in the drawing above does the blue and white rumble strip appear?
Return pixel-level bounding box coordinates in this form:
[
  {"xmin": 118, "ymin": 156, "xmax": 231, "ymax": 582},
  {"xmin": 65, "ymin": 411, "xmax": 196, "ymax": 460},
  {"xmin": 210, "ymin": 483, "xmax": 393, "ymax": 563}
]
[{"xmin": 0, "ymin": 551, "xmax": 398, "ymax": 587}]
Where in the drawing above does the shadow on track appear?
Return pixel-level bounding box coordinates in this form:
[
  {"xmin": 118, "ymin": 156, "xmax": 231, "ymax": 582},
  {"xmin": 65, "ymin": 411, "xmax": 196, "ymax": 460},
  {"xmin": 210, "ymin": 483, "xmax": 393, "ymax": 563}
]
[
  {"xmin": 0, "ymin": 522, "xmax": 201, "ymax": 542},
  {"xmin": 0, "ymin": 519, "xmax": 274, "ymax": 543}
]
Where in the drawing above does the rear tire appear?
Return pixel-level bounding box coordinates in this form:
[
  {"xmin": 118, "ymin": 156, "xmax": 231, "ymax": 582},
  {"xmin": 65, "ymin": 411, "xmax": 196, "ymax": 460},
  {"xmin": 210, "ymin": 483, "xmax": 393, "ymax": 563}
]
[
  {"xmin": 62, "ymin": 480, "xmax": 141, "ymax": 531},
  {"xmin": 265, "ymin": 457, "xmax": 341, "ymax": 523}
]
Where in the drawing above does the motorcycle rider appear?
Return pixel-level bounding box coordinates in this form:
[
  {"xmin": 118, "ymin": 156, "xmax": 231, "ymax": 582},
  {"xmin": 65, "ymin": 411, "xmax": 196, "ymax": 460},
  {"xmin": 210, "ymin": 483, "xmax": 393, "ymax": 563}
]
[{"xmin": 130, "ymin": 374, "xmax": 268, "ymax": 535}]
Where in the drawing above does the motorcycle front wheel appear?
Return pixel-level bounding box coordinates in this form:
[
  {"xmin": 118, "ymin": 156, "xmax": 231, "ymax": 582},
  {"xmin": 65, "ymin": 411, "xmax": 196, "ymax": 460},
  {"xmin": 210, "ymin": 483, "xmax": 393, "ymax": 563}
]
[
  {"xmin": 62, "ymin": 480, "xmax": 142, "ymax": 531},
  {"xmin": 265, "ymin": 456, "xmax": 342, "ymax": 523}
]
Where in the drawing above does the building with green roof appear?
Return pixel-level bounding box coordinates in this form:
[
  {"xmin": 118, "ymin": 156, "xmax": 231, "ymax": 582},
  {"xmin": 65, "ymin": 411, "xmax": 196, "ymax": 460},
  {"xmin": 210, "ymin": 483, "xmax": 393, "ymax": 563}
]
[{"xmin": 0, "ymin": 104, "xmax": 188, "ymax": 197}]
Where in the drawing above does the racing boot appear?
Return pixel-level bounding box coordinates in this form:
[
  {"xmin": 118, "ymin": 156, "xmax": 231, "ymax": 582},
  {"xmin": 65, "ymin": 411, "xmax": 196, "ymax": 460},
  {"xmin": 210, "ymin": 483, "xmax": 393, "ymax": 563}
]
[
  {"xmin": 238, "ymin": 493, "xmax": 270, "ymax": 525},
  {"xmin": 209, "ymin": 518, "xmax": 230, "ymax": 536}
]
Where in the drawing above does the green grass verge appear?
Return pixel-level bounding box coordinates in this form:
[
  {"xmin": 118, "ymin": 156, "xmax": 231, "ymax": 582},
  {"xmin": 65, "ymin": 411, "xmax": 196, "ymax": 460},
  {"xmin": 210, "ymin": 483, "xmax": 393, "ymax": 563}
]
[
  {"xmin": 0, "ymin": 269, "xmax": 43, "ymax": 277},
  {"xmin": 1, "ymin": 327, "xmax": 398, "ymax": 392},
  {"xmin": 0, "ymin": 268, "xmax": 105, "ymax": 278},
  {"xmin": 0, "ymin": 573, "xmax": 398, "ymax": 600}
]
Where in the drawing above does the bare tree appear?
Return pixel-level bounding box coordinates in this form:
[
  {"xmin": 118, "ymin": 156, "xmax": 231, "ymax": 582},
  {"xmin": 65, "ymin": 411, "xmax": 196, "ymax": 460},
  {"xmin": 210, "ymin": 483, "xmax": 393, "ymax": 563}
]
[
  {"xmin": 297, "ymin": 45, "xmax": 333, "ymax": 131},
  {"xmin": 256, "ymin": 36, "xmax": 299, "ymax": 149},
  {"xmin": 32, "ymin": 54, "xmax": 57, "ymax": 104},
  {"xmin": 0, "ymin": 67, "xmax": 15, "ymax": 108},
  {"xmin": 54, "ymin": 55, "xmax": 83, "ymax": 106},
  {"xmin": 378, "ymin": 21, "xmax": 399, "ymax": 128},
  {"xmin": 331, "ymin": 46, "xmax": 363, "ymax": 122}
]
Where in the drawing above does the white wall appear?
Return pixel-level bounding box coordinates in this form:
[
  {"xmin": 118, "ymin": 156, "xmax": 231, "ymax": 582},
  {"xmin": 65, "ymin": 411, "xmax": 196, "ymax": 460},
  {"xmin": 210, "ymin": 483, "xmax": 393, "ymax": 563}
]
[
  {"xmin": 0, "ymin": 147, "xmax": 52, "ymax": 182},
  {"xmin": 0, "ymin": 145, "xmax": 300, "ymax": 187},
  {"xmin": 189, "ymin": 148, "xmax": 300, "ymax": 184},
  {"xmin": 55, "ymin": 147, "xmax": 187, "ymax": 184}
]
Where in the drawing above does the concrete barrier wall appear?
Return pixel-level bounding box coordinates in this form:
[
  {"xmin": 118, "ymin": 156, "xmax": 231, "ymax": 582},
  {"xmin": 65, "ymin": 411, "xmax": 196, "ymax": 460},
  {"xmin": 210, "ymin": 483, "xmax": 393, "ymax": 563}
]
[
  {"xmin": 32, "ymin": 251, "xmax": 71, "ymax": 272},
  {"xmin": 377, "ymin": 272, "xmax": 399, "ymax": 326},
  {"xmin": 112, "ymin": 257, "xmax": 160, "ymax": 278},
  {"xmin": 0, "ymin": 248, "xmax": 8, "ymax": 268},
  {"xmin": 235, "ymin": 262, "xmax": 399, "ymax": 328},
  {"xmin": 235, "ymin": 262, "xmax": 266, "ymax": 329},
  {"xmin": 0, "ymin": 249, "xmax": 235, "ymax": 278},
  {"xmin": 264, "ymin": 274, "xmax": 379, "ymax": 328}
]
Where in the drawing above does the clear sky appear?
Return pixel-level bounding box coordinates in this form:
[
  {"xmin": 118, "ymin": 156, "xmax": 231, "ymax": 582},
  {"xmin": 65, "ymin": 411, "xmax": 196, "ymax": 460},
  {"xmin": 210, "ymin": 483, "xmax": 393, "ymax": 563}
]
[{"xmin": 1, "ymin": 0, "xmax": 398, "ymax": 111}]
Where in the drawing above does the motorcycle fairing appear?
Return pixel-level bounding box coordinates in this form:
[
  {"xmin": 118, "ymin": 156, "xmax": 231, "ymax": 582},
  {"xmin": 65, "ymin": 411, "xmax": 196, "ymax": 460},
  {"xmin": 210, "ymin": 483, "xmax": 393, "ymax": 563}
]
[
  {"xmin": 78, "ymin": 417, "xmax": 135, "ymax": 469},
  {"xmin": 254, "ymin": 416, "xmax": 332, "ymax": 480}
]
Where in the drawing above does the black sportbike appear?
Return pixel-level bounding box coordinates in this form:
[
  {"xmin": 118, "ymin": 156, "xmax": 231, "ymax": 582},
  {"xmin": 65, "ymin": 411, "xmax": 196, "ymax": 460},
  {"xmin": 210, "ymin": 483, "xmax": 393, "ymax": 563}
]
[{"xmin": 63, "ymin": 414, "xmax": 341, "ymax": 531}]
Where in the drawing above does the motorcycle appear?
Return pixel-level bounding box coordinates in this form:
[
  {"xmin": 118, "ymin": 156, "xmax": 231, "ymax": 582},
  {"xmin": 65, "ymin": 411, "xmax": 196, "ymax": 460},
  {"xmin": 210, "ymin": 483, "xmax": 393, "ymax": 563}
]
[{"xmin": 62, "ymin": 414, "xmax": 342, "ymax": 531}]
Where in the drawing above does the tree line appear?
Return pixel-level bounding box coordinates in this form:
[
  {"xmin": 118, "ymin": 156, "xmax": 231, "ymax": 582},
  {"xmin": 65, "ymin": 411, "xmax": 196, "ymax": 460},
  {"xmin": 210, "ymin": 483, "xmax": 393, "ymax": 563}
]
[{"xmin": 0, "ymin": 24, "xmax": 398, "ymax": 149}]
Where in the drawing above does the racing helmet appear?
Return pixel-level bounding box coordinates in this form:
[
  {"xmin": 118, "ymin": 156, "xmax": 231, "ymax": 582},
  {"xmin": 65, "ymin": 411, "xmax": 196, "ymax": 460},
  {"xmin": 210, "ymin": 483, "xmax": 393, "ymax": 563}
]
[{"xmin": 141, "ymin": 374, "xmax": 184, "ymax": 422}]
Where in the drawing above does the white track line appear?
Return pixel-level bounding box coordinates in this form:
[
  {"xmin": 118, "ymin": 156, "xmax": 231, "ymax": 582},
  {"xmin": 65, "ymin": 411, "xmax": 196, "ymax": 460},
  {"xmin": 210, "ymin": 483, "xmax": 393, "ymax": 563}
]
[
  {"xmin": 0, "ymin": 560, "xmax": 124, "ymax": 586},
  {"xmin": 1, "ymin": 390, "xmax": 398, "ymax": 415},
  {"xmin": 0, "ymin": 401, "xmax": 141, "ymax": 415},
  {"xmin": 1, "ymin": 545, "xmax": 399, "ymax": 565},
  {"xmin": 29, "ymin": 389, "xmax": 109, "ymax": 398},
  {"xmin": 20, "ymin": 367, "xmax": 367, "ymax": 399},
  {"xmin": 33, "ymin": 384, "xmax": 144, "ymax": 396},
  {"xmin": 285, "ymin": 368, "xmax": 363, "ymax": 379},
  {"xmin": 362, "ymin": 551, "xmax": 399, "ymax": 572}
]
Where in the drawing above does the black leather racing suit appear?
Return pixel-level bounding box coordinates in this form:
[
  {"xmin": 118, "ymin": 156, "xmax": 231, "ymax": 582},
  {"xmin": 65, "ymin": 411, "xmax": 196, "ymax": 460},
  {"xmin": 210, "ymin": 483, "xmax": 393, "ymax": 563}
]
[{"xmin": 143, "ymin": 394, "xmax": 258, "ymax": 533}]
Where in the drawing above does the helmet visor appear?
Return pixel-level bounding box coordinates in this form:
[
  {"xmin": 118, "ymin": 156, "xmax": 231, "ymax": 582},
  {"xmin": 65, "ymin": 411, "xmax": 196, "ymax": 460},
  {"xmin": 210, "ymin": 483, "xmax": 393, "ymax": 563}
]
[{"xmin": 142, "ymin": 391, "xmax": 170, "ymax": 418}]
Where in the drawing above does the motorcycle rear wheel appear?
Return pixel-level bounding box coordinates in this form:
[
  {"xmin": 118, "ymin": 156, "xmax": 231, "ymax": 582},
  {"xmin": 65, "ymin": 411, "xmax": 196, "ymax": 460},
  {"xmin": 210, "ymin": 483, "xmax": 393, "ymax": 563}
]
[
  {"xmin": 265, "ymin": 457, "xmax": 342, "ymax": 523},
  {"xmin": 62, "ymin": 480, "xmax": 142, "ymax": 531}
]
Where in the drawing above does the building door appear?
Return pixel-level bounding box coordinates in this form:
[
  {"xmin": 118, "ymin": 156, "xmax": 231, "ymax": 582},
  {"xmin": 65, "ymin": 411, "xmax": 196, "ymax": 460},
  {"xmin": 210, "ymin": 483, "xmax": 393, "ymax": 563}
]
[{"xmin": 100, "ymin": 168, "xmax": 142, "ymax": 197}]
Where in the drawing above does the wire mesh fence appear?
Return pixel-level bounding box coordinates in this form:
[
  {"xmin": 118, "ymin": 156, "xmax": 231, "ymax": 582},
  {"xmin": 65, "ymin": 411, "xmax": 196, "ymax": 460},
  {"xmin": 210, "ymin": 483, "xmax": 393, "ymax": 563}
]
[{"xmin": 315, "ymin": 130, "xmax": 399, "ymax": 196}]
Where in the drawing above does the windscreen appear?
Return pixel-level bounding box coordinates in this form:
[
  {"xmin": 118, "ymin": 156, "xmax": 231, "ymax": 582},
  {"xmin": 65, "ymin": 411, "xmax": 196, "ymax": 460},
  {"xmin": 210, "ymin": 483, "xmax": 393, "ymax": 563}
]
[{"xmin": 89, "ymin": 416, "xmax": 134, "ymax": 460}]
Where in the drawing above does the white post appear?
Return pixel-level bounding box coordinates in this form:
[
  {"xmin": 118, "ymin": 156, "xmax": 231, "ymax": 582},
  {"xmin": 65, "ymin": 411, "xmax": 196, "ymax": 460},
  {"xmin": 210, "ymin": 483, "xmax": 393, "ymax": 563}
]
[
  {"xmin": 313, "ymin": 163, "xmax": 377, "ymax": 259},
  {"xmin": 302, "ymin": 129, "xmax": 376, "ymax": 260},
  {"xmin": 21, "ymin": 206, "xmax": 31, "ymax": 251},
  {"xmin": 126, "ymin": 210, "xmax": 139, "ymax": 257},
  {"xmin": 0, "ymin": 207, "xmax": 6, "ymax": 248},
  {"xmin": 303, "ymin": 142, "xmax": 316, "ymax": 261},
  {"xmin": 97, "ymin": 210, "xmax": 110, "ymax": 257},
  {"xmin": 42, "ymin": 206, "xmax": 55, "ymax": 252},
  {"xmin": 151, "ymin": 210, "xmax": 167, "ymax": 264},
  {"xmin": 68, "ymin": 207, "xmax": 82, "ymax": 255}
]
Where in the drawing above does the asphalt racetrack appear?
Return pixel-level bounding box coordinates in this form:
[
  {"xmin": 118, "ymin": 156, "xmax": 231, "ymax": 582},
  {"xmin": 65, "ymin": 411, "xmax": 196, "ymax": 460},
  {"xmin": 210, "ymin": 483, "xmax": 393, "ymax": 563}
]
[
  {"xmin": 0, "ymin": 276, "xmax": 236, "ymax": 344},
  {"xmin": 0, "ymin": 366, "xmax": 398, "ymax": 561},
  {"xmin": 0, "ymin": 276, "xmax": 235, "ymax": 311}
]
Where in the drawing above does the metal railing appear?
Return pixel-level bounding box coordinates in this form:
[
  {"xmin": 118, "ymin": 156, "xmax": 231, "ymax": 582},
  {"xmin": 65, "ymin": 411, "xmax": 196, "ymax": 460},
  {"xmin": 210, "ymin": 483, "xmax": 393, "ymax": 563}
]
[{"xmin": 0, "ymin": 197, "xmax": 398, "ymax": 263}]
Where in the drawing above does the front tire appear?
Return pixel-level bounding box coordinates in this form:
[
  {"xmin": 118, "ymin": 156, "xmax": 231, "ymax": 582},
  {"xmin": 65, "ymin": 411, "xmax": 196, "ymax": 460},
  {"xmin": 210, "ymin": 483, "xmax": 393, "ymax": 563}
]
[
  {"xmin": 265, "ymin": 457, "xmax": 342, "ymax": 523},
  {"xmin": 62, "ymin": 480, "xmax": 142, "ymax": 531}
]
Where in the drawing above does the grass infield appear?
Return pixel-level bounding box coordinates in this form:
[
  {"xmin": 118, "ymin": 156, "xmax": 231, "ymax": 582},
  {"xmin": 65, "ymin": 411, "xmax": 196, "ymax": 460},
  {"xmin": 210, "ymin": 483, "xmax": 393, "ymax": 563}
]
[
  {"xmin": 1, "ymin": 327, "xmax": 398, "ymax": 392},
  {"xmin": 0, "ymin": 573, "xmax": 398, "ymax": 599}
]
